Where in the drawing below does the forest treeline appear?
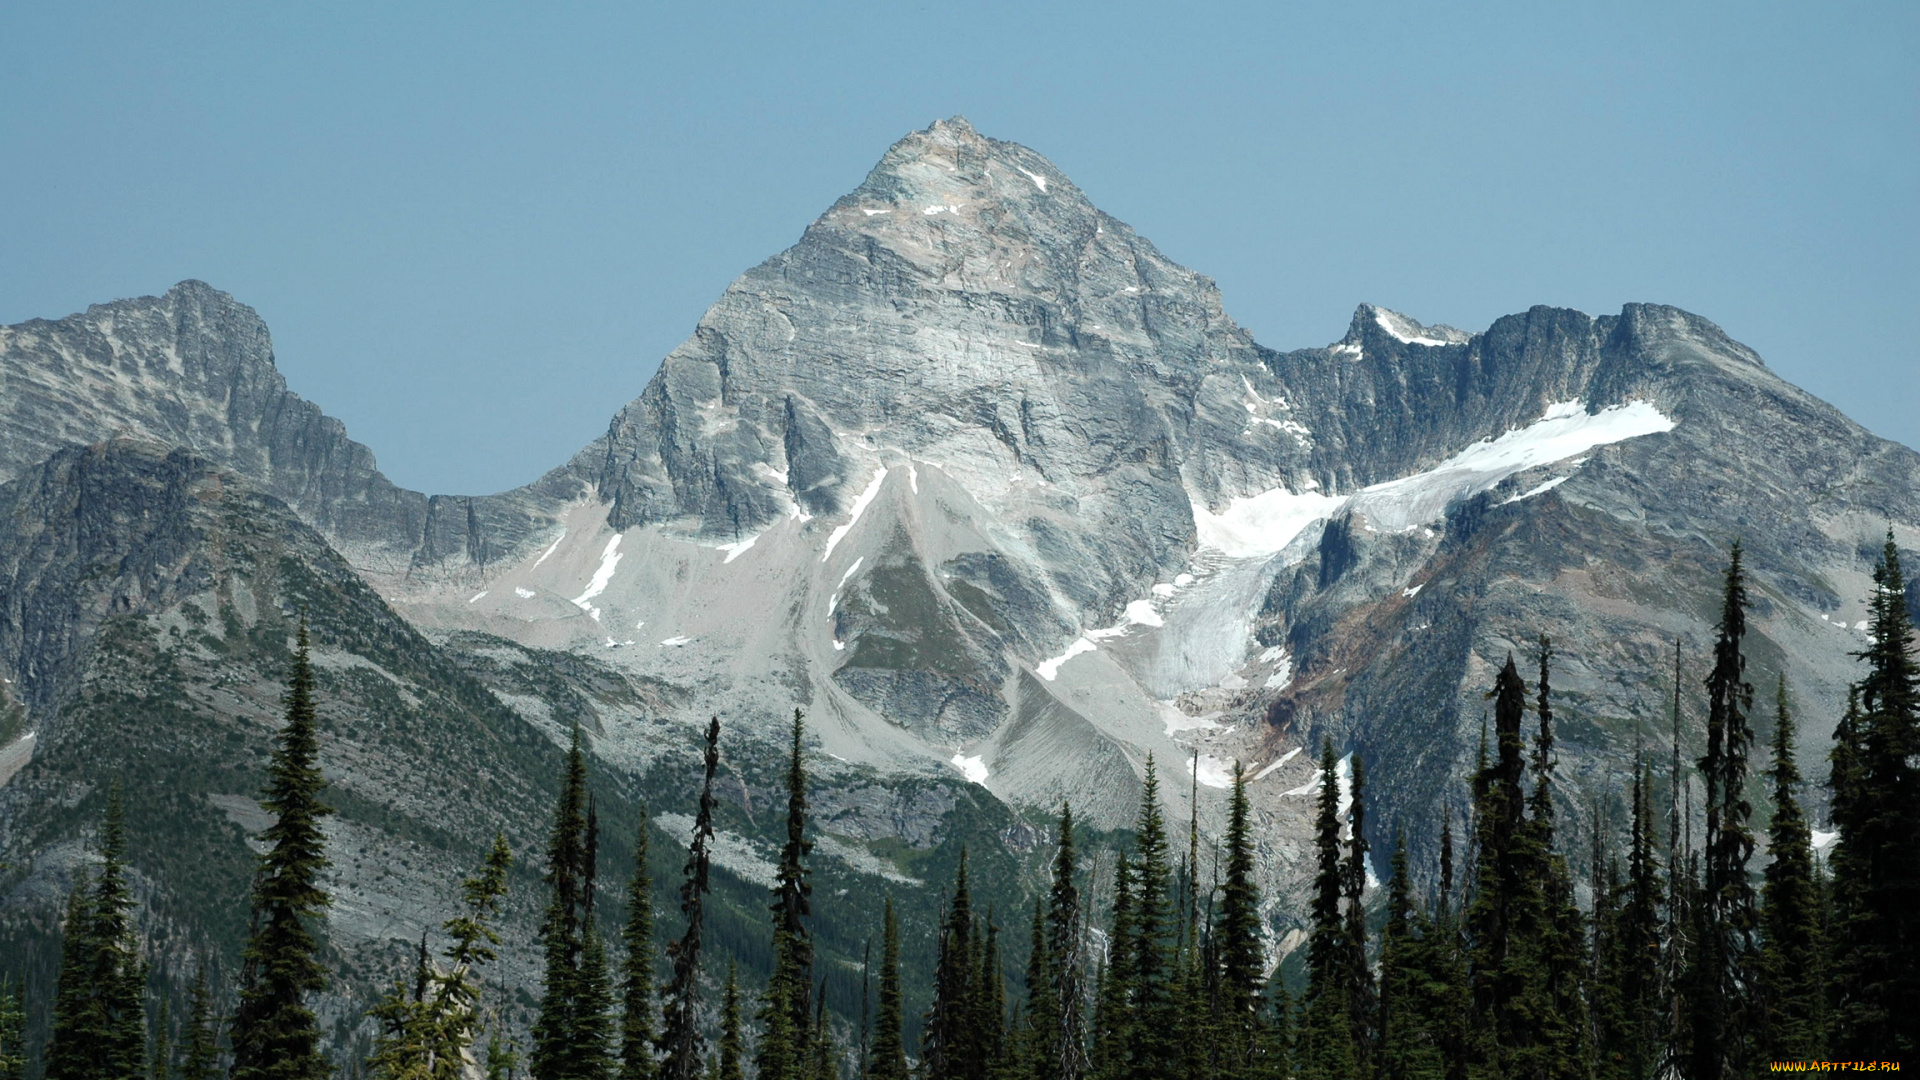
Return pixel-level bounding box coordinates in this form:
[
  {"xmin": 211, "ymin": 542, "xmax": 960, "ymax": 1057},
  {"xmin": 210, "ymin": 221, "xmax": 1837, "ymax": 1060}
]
[{"xmin": 2, "ymin": 537, "xmax": 1915, "ymax": 1078}]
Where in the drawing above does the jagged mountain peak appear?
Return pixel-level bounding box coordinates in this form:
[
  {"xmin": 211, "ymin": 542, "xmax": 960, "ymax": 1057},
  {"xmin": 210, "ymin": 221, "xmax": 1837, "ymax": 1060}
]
[{"xmin": 1338, "ymin": 303, "xmax": 1474, "ymax": 351}]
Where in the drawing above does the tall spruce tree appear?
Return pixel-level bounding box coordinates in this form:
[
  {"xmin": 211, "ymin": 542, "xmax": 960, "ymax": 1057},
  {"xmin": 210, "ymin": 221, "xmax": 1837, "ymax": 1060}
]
[
  {"xmin": 1605, "ymin": 755, "xmax": 1664, "ymax": 1080},
  {"xmin": 659, "ymin": 718, "xmax": 721, "ymax": 1080},
  {"xmin": 1340, "ymin": 755, "xmax": 1376, "ymax": 1077},
  {"xmin": 230, "ymin": 620, "xmax": 333, "ymax": 1080},
  {"xmin": 1432, "ymin": 810, "xmax": 1470, "ymax": 1080},
  {"xmin": 1086, "ymin": 855, "xmax": 1133, "ymax": 1080},
  {"xmin": 868, "ymin": 897, "xmax": 908, "ymax": 1080},
  {"xmin": 1527, "ymin": 637, "xmax": 1590, "ymax": 1079},
  {"xmin": 534, "ymin": 728, "xmax": 613, "ymax": 1080},
  {"xmin": 713, "ymin": 964, "xmax": 744, "ymax": 1080},
  {"xmin": 1685, "ymin": 546, "xmax": 1760, "ymax": 1079},
  {"xmin": 1123, "ymin": 759, "xmax": 1178, "ymax": 1080},
  {"xmin": 1044, "ymin": 804, "xmax": 1087, "ymax": 1080},
  {"xmin": 178, "ymin": 967, "xmax": 220, "ymax": 1080},
  {"xmin": 923, "ymin": 851, "xmax": 978, "ymax": 1080},
  {"xmin": 47, "ymin": 785, "xmax": 148, "ymax": 1080},
  {"xmin": 1018, "ymin": 900, "xmax": 1056, "ymax": 1080},
  {"xmin": 758, "ymin": 710, "xmax": 817, "ymax": 1080},
  {"xmin": 1216, "ymin": 764, "xmax": 1264, "ymax": 1078},
  {"xmin": 1759, "ymin": 673, "xmax": 1825, "ymax": 1062},
  {"xmin": 0, "ymin": 976, "xmax": 25, "ymax": 1080},
  {"xmin": 619, "ymin": 811, "xmax": 658, "ymax": 1080},
  {"xmin": 1466, "ymin": 653, "xmax": 1545, "ymax": 1077},
  {"xmin": 1378, "ymin": 830, "xmax": 1443, "ymax": 1080},
  {"xmin": 1300, "ymin": 741, "xmax": 1354, "ymax": 1080},
  {"xmin": 1828, "ymin": 532, "xmax": 1919, "ymax": 1059}
]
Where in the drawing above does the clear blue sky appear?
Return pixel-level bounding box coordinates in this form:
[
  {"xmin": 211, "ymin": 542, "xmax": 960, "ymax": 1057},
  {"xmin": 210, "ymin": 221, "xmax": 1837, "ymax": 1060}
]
[{"xmin": 4, "ymin": 1, "xmax": 1914, "ymax": 495}]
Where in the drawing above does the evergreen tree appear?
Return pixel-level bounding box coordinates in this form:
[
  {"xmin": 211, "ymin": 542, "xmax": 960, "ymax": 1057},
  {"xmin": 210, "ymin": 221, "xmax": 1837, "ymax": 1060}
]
[
  {"xmin": 1216, "ymin": 764, "xmax": 1264, "ymax": 1078},
  {"xmin": 1758, "ymin": 673, "xmax": 1826, "ymax": 1062},
  {"xmin": 48, "ymin": 785, "xmax": 149, "ymax": 1080},
  {"xmin": 867, "ymin": 897, "xmax": 908, "ymax": 1080},
  {"xmin": 1465, "ymin": 653, "xmax": 1544, "ymax": 1077},
  {"xmin": 1300, "ymin": 741, "xmax": 1354, "ymax": 1080},
  {"xmin": 977, "ymin": 912, "xmax": 1007, "ymax": 1075},
  {"xmin": 533, "ymin": 727, "xmax": 613, "ymax": 1080},
  {"xmin": 1604, "ymin": 756, "xmax": 1664, "ymax": 1080},
  {"xmin": 923, "ymin": 850, "xmax": 979, "ymax": 1080},
  {"xmin": 1527, "ymin": 637, "xmax": 1591, "ymax": 1079},
  {"xmin": 1828, "ymin": 533, "xmax": 1920, "ymax": 1059},
  {"xmin": 714, "ymin": 964, "xmax": 744, "ymax": 1080},
  {"xmin": 1685, "ymin": 546, "xmax": 1760, "ymax": 1079},
  {"xmin": 0, "ymin": 975, "xmax": 25, "ymax": 1080},
  {"xmin": 758, "ymin": 710, "xmax": 817, "ymax": 1080},
  {"xmin": 619, "ymin": 811, "xmax": 658, "ymax": 1080},
  {"xmin": 1378, "ymin": 830, "xmax": 1443, "ymax": 1080},
  {"xmin": 1044, "ymin": 804, "xmax": 1087, "ymax": 1080},
  {"xmin": 230, "ymin": 620, "xmax": 334, "ymax": 1080},
  {"xmin": 659, "ymin": 717, "xmax": 721, "ymax": 1080},
  {"xmin": 1340, "ymin": 755, "xmax": 1376, "ymax": 1076},
  {"xmin": 1086, "ymin": 856, "xmax": 1132, "ymax": 1080},
  {"xmin": 1020, "ymin": 899, "xmax": 1058, "ymax": 1080},
  {"xmin": 575, "ymin": 801, "xmax": 617, "ymax": 1076},
  {"xmin": 1104, "ymin": 760, "xmax": 1178, "ymax": 1080},
  {"xmin": 179, "ymin": 967, "xmax": 220, "ymax": 1080},
  {"xmin": 1431, "ymin": 810, "xmax": 1470, "ymax": 1080}
]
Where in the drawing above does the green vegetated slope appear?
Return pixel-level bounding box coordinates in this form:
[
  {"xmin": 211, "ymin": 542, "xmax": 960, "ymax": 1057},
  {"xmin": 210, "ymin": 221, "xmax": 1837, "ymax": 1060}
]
[{"xmin": 0, "ymin": 440, "xmax": 1061, "ymax": 1063}]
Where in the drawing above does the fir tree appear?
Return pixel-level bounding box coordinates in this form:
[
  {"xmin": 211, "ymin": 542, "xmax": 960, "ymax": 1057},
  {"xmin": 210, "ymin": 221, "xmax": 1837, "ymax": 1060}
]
[
  {"xmin": 1606, "ymin": 756, "xmax": 1664, "ymax": 1080},
  {"xmin": 619, "ymin": 811, "xmax": 658, "ymax": 1080},
  {"xmin": 49, "ymin": 785, "xmax": 149, "ymax": 1080},
  {"xmin": 0, "ymin": 975, "xmax": 25, "ymax": 1080},
  {"xmin": 1216, "ymin": 764, "xmax": 1264, "ymax": 1078},
  {"xmin": 758, "ymin": 710, "xmax": 817, "ymax": 1080},
  {"xmin": 1086, "ymin": 856, "xmax": 1133, "ymax": 1080},
  {"xmin": 1528, "ymin": 636, "xmax": 1591, "ymax": 1079},
  {"xmin": 1044, "ymin": 804, "xmax": 1087, "ymax": 1080},
  {"xmin": 1300, "ymin": 741, "xmax": 1354, "ymax": 1080},
  {"xmin": 1378, "ymin": 830, "xmax": 1443, "ymax": 1080},
  {"xmin": 923, "ymin": 850, "xmax": 978, "ymax": 1080},
  {"xmin": 230, "ymin": 620, "xmax": 334, "ymax": 1080},
  {"xmin": 868, "ymin": 897, "xmax": 908, "ymax": 1080},
  {"xmin": 1828, "ymin": 533, "xmax": 1920, "ymax": 1059},
  {"xmin": 1686, "ymin": 546, "xmax": 1760, "ymax": 1079},
  {"xmin": 714, "ymin": 964, "xmax": 744, "ymax": 1080},
  {"xmin": 179, "ymin": 967, "xmax": 220, "ymax": 1080},
  {"xmin": 659, "ymin": 717, "xmax": 721, "ymax": 1080},
  {"xmin": 1431, "ymin": 810, "xmax": 1470, "ymax": 1080},
  {"xmin": 1123, "ymin": 760, "xmax": 1178, "ymax": 1080},
  {"xmin": 1759, "ymin": 673, "xmax": 1825, "ymax": 1062},
  {"xmin": 1466, "ymin": 653, "xmax": 1544, "ymax": 1078},
  {"xmin": 977, "ymin": 912, "xmax": 1007, "ymax": 1075},
  {"xmin": 1340, "ymin": 755, "xmax": 1376, "ymax": 1077},
  {"xmin": 534, "ymin": 727, "xmax": 613, "ymax": 1080},
  {"xmin": 1020, "ymin": 899, "xmax": 1058, "ymax": 1080}
]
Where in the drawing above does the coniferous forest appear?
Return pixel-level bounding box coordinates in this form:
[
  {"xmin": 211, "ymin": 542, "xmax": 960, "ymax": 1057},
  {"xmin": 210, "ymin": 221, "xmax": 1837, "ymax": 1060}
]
[{"xmin": 3, "ymin": 537, "xmax": 1916, "ymax": 1079}]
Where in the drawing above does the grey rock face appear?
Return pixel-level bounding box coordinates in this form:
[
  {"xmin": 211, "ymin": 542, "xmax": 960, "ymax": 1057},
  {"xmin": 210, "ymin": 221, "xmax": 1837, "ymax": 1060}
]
[{"xmin": 0, "ymin": 282, "xmax": 584, "ymax": 582}]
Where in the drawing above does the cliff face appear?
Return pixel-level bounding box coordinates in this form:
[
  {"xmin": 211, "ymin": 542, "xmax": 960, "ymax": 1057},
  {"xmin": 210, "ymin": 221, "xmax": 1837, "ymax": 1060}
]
[{"xmin": 0, "ymin": 281, "xmax": 584, "ymax": 582}]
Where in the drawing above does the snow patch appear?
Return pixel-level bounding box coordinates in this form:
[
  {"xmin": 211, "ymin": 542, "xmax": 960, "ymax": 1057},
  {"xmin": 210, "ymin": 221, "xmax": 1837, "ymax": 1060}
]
[
  {"xmin": 860, "ymin": 207, "xmax": 891, "ymax": 216},
  {"xmin": 715, "ymin": 535, "xmax": 758, "ymax": 563},
  {"xmin": 908, "ymin": 464, "xmax": 919, "ymax": 494},
  {"xmin": 532, "ymin": 531, "xmax": 565, "ymax": 568},
  {"xmin": 1502, "ymin": 476, "xmax": 1570, "ymax": 505},
  {"xmin": 823, "ymin": 468, "xmax": 888, "ymax": 561},
  {"xmin": 1403, "ymin": 584, "xmax": 1423, "ymax": 598},
  {"xmin": 1254, "ymin": 748, "xmax": 1301, "ymax": 782},
  {"xmin": 951, "ymin": 754, "xmax": 990, "ymax": 785},
  {"xmin": 1810, "ymin": 828, "xmax": 1839, "ymax": 852},
  {"xmin": 571, "ymin": 535, "xmax": 624, "ymax": 610},
  {"xmin": 1192, "ymin": 488, "xmax": 1345, "ymax": 559},
  {"xmin": 1123, "ymin": 599, "xmax": 1164, "ymax": 628},
  {"xmin": 837, "ymin": 557, "xmax": 865, "ymax": 587},
  {"xmin": 469, "ymin": 591, "xmax": 488, "ymax": 603},
  {"xmin": 515, "ymin": 587, "xmax": 537, "ymax": 599},
  {"xmin": 1265, "ymin": 650, "xmax": 1294, "ymax": 690},
  {"xmin": 659, "ymin": 636, "xmax": 691, "ymax": 647},
  {"xmin": 1189, "ymin": 754, "xmax": 1234, "ymax": 790},
  {"xmin": 1037, "ymin": 638, "xmax": 1098, "ymax": 681},
  {"xmin": 1152, "ymin": 583, "xmax": 1177, "ymax": 598},
  {"xmin": 1018, "ymin": 167, "xmax": 1049, "ymax": 192},
  {"xmin": 1372, "ymin": 307, "xmax": 1467, "ymax": 347}
]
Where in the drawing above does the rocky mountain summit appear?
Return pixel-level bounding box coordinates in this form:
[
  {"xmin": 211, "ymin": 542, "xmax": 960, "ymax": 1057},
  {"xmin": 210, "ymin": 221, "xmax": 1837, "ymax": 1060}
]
[{"xmin": 3, "ymin": 117, "xmax": 1918, "ymax": 987}]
